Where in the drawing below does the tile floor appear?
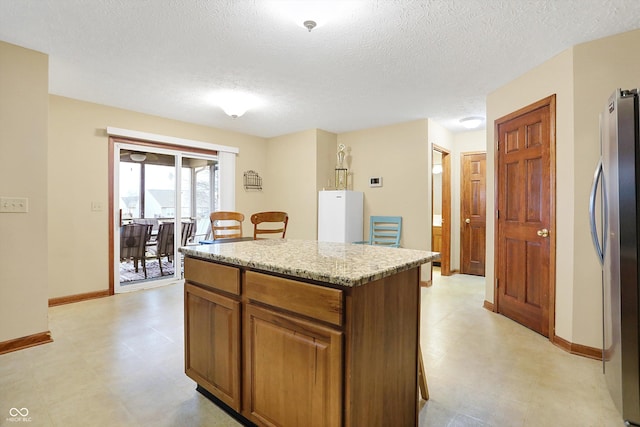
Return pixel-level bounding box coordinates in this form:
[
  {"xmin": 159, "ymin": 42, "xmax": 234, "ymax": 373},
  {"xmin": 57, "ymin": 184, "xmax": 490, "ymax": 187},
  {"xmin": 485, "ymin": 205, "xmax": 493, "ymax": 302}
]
[{"xmin": 0, "ymin": 271, "xmax": 624, "ymax": 426}]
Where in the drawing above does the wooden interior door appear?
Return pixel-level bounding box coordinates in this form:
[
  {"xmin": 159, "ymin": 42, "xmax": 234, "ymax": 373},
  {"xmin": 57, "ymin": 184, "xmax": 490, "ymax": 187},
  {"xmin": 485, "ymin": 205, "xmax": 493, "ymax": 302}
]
[
  {"xmin": 496, "ymin": 95, "xmax": 555, "ymax": 337},
  {"xmin": 461, "ymin": 152, "xmax": 486, "ymax": 276}
]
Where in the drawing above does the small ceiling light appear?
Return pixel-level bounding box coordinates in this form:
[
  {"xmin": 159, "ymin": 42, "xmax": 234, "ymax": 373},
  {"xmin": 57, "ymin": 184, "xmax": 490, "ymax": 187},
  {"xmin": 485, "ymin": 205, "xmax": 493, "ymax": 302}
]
[
  {"xmin": 460, "ymin": 117, "xmax": 484, "ymax": 129},
  {"xmin": 303, "ymin": 20, "xmax": 317, "ymax": 32},
  {"xmin": 432, "ymin": 164, "xmax": 443, "ymax": 175},
  {"xmin": 130, "ymin": 153, "xmax": 146, "ymax": 162},
  {"xmin": 221, "ymin": 105, "xmax": 248, "ymax": 119},
  {"xmin": 209, "ymin": 90, "xmax": 263, "ymax": 119}
]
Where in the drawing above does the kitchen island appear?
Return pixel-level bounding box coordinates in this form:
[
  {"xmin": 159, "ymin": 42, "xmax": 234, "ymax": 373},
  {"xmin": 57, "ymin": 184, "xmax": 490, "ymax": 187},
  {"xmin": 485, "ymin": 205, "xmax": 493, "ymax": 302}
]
[{"xmin": 179, "ymin": 239, "xmax": 439, "ymax": 427}]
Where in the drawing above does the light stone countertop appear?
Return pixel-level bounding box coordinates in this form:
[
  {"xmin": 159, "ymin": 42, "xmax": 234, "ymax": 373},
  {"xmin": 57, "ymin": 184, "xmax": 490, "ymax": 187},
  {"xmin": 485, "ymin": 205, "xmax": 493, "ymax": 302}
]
[{"xmin": 179, "ymin": 239, "xmax": 440, "ymax": 287}]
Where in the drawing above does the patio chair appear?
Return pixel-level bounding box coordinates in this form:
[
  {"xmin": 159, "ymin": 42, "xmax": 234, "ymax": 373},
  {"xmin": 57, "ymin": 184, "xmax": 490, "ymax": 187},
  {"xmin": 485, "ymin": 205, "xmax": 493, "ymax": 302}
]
[
  {"xmin": 181, "ymin": 221, "xmax": 196, "ymax": 246},
  {"xmin": 146, "ymin": 222, "xmax": 175, "ymax": 276},
  {"xmin": 120, "ymin": 223, "xmax": 152, "ymax": 278}
]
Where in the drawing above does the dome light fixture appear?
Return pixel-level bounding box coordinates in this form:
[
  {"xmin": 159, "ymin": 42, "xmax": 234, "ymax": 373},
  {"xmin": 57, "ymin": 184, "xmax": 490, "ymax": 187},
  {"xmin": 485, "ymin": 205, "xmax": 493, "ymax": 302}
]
[
  {"xmin": 221, "ymin": 105, "xmax": 248, "ymax": 119},
  {"xmin": 459, "ymin": 116, "xmax": 484, "ymax": 129},
  {"xmin": 210, "ymin": 90, "xmax": 262, "ymax": 119},
  {"xmin": 130, "ymin": 153, "xmax": 147, "ymax": 162}
]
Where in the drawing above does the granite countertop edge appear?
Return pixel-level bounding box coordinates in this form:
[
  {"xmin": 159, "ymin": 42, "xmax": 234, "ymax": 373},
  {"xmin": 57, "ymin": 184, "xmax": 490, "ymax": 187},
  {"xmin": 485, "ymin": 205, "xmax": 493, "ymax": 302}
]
[{"xmin": 179, "ymin": 239, "xmax": 440, "ymax": 288}]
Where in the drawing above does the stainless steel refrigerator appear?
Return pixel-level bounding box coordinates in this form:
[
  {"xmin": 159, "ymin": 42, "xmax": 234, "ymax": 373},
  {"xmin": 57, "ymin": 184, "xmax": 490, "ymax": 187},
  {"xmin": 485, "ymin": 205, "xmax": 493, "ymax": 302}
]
[{"xmin": 590, "ymin": 88, "xmax": 640, "ymax": 426}]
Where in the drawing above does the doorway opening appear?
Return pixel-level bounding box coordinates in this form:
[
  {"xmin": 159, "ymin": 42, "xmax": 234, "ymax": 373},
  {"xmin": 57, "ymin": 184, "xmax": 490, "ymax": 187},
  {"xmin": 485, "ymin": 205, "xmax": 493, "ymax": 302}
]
[
  {"xmin": 109, "ymin": 138, "xmax": 218, "ymax": 293},
  {"xmin": 432, "ymin": 145, "xmax": 451, "ymax": 276}
]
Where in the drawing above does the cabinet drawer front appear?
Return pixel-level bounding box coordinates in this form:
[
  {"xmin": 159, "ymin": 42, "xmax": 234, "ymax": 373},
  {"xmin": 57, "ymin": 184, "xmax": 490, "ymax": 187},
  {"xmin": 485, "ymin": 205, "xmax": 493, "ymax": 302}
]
[
  {"xmin": 245, "ymin": 271, "xmax": 343, "ymax": 326},
  {"xmin": 184, "ymin": 257, "xmax": 240, "ymax": 295}
]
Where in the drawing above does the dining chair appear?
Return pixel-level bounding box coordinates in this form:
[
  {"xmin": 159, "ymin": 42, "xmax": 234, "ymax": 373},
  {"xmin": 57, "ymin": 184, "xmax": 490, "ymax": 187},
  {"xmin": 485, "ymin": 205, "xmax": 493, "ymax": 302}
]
[
  {"xmin": 210, "ymin": 211, "xmax": 245, "ymax": 240},
  {"xmin": 120, "ymin": 223, "xmax": 152, "ymax": 278},
  {"xmin": 146, "ymin": 222, "xmax": 175, "ymax": 276},
  {"xmin": 356, "ymin": 216, "xmax": 402, "ymax": 247},
  {"xmin": 250, "ymin": 211, "xmax": 288, "ymax": 239}
]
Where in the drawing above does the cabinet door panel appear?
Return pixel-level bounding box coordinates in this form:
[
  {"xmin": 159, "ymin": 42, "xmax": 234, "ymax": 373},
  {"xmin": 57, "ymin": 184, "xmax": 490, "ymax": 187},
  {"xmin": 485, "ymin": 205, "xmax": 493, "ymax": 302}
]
[
  {"xmin": 185, "ymin": 283, "xmax": 241, "ymax": 411},
  {"xmin": 244, "ymin": 304, "xmax": 342, "ymax": 427}
]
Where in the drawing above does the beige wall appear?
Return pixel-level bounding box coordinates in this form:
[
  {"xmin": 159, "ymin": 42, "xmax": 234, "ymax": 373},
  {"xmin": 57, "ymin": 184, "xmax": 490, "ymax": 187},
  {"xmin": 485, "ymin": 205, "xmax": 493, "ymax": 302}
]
[
  {"xmin": 570, "ymin": 29, "xmax": 640, "ymax": 346},
  {"xmin": 316, "ymin": 129, "xmax": 338, "ymax": 193},
  {"xmin": 487, "ymin": 28, "xmax": 640, "ymax": 348},
  {"xmin": 338, "ymin": 120, "xmax": 430, "ymax": 269},
  {"xmin": 487, "ymin": 47, "xmax": 575, "ymax": 342},
  {"xmin": 451, "ymin": 130, "xmax": 487, "ymax": 271},
  {"xmin": 0, "ymin": 42, "xmax": 49, "ymax": 342},
  {"xmin": 264, "ymin": 129, "xmax": 319, "ymax": 240},
  {"xmin": 48, "ymin": 95, "xmax": 267, "ymax": 299}
]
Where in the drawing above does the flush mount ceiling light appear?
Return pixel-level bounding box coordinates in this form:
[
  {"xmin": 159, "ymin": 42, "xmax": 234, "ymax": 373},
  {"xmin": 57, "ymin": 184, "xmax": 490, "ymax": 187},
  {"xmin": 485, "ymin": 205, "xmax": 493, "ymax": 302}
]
[
  {"xmin": 130, "ymin": 153, "xmax": 146, "ymax": 162},
  {"xmin": 459, "ymin": 117, "xmax": 484, "ymax": 129},
  {"xmin": 303, "ymin": 20, "xmax": 317, "ymax": 32},
  {"xmin": 210, "ymin": 90, "xmax": 262, "ymax": 119},
  {"xmin": 221, "ymin": 104, "xmax": 248, "ymax": 119},
  {"xmin": 432, "ymin": 164, "xmax": 443, "ymax": 175}
]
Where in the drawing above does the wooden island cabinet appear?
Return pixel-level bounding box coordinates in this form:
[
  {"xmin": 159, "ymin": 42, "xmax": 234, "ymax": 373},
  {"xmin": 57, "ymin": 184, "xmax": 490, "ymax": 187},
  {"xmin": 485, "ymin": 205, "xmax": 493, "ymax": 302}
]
[{"xmin": 181, "ymin": 239, "xmax": 438, "ymax": 427}]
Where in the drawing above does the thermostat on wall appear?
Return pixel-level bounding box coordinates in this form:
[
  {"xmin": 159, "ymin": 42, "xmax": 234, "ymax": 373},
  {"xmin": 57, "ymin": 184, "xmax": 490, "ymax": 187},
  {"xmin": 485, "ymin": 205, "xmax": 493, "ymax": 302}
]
[{"xmin": 369, "ymin": 176, "xmax": 383, "ymax": 187}]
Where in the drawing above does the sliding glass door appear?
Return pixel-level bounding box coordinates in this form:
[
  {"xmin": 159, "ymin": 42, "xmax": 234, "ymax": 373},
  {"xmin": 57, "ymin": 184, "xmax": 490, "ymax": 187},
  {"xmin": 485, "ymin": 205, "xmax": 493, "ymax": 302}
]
[{"xmin": 114, "ymin": 143, "xmax": 217, "ymax": 293}]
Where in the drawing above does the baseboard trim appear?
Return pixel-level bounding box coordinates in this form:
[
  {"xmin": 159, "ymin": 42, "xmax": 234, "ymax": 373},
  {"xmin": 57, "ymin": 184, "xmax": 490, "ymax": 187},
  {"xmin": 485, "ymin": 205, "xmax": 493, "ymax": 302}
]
[
  {"xmin": 0, "ymin": 331, "xmax": 53, "ymax": 355},
  {"xmin": 553, "ymin": 335, "xmax": 602, "ymax": 360},
  {"xmin": 420, "ymin": 280, "xmax": 432, "ymax": 287},
  {"xmin": 49, "ymin": 290, "xmax": 111, "ymax": 307},
  {"xmin": 483, "ymin": 300, "xmax": 495, "ymax": 312}
]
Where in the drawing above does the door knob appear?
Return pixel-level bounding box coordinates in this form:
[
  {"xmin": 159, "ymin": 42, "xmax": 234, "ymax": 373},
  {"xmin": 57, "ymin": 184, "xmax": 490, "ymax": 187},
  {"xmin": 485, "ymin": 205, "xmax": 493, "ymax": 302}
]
[
  {"xmin": 537, "ymin": 228, "xmax": 549, "ymax": 238},
  {"xmin": 465, "ymin": 218, "xmax": 471, "ymax": 224}
]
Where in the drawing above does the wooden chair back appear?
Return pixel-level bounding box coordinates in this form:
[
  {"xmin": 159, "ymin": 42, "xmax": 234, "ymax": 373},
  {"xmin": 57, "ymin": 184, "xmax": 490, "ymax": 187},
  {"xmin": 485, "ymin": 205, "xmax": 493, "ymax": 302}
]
[
  {"xmin": 210, "ymin": 211, "xmax": 245, "ymax": 240},
  {"xmin": 369, "ymin": 216, "xmax": 402, "ymax": 247},
  {"xmin": 250, "ymin": 211, "xmax": 288, "ymax": 239}
]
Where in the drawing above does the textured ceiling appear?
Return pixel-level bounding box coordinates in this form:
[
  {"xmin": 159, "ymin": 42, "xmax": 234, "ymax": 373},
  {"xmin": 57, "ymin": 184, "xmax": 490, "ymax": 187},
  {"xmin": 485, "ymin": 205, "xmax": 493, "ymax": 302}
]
[{"xmin": 1, "ymin": 0, "xmax": 639, "ymax": 138}]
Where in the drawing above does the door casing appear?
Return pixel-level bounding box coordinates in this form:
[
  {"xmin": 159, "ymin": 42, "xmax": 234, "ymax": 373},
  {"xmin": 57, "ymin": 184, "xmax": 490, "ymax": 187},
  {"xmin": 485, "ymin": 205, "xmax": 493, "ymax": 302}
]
[{"xmin": 432, "ymin": 145, "xmax": 452, "ymax": 276}]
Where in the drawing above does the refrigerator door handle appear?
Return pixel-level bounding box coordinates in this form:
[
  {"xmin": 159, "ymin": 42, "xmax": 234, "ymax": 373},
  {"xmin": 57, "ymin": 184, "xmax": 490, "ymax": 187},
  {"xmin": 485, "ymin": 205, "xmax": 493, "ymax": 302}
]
[{"xmin": 589, "ymin": 158, "xmax": 604, "ymax": 265}]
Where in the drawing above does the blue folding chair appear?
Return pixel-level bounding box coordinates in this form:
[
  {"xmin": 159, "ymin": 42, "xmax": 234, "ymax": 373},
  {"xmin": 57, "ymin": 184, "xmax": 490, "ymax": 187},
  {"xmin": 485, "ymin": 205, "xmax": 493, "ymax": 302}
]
[{"xmin": 355, "ymin": 216, "xmax": 402, "ymax": 248}]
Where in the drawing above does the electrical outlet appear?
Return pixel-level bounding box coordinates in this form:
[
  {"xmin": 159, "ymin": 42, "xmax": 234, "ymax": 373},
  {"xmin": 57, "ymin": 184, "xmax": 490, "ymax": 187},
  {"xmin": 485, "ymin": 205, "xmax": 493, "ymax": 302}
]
[{"xmin": 0, "ymin": 197, "xmax": 29, "ymax": 213}]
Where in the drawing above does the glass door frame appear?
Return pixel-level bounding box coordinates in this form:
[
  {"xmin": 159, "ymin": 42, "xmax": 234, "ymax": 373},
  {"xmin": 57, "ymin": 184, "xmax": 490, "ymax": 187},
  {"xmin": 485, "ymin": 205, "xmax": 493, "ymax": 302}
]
[{"xmin": 113, "ymin": 142, "xmax": 218, "ymax": 293}]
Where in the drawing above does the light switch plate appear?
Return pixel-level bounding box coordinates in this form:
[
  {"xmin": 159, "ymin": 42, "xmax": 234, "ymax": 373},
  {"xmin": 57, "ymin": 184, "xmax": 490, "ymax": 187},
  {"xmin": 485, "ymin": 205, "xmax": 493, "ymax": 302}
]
[
  {"xmin": 0, "ymin": 197, "xmax": 29, "ymax": 213},
  {"xmin": 91, "ymin": 201, "xmax": 104, "ymax": 212}
]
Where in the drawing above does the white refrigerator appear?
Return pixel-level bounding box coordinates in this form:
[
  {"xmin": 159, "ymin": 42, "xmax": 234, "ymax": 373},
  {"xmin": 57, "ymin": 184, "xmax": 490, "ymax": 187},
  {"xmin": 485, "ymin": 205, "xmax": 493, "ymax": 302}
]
[{"xmin": 318, "ymin": 190, "xmax": 363, "ymax": 243}]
